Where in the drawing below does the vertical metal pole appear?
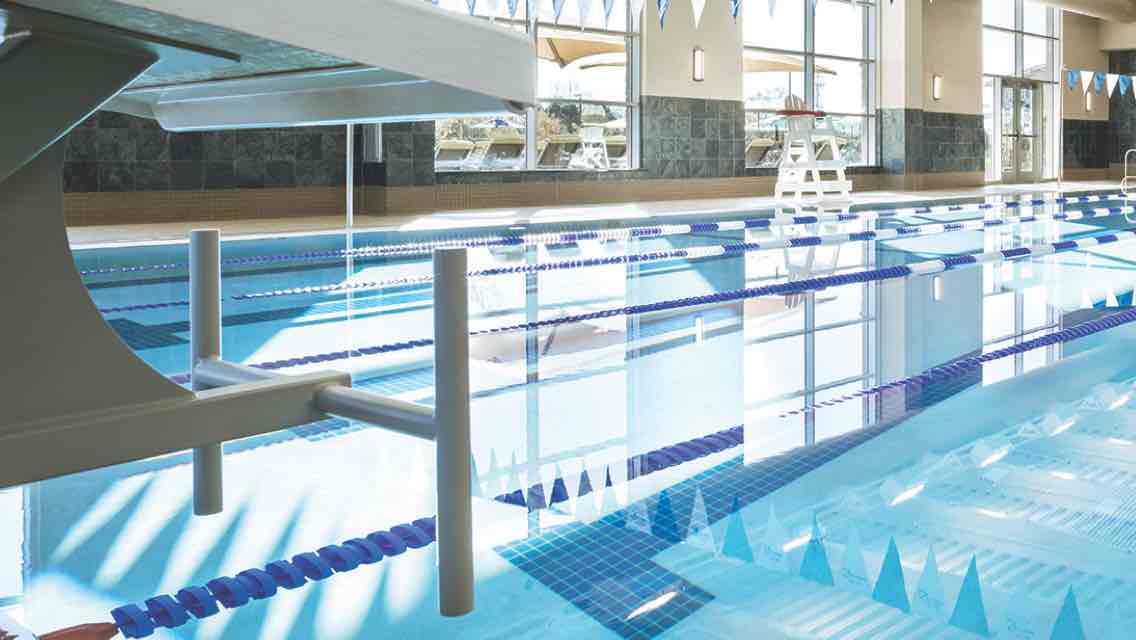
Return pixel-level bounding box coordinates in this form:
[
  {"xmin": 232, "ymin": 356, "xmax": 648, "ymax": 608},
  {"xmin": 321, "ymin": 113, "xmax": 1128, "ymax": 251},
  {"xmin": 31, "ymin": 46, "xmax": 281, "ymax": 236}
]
[
  {"xmin": 345, "ymin": 124, "xmax": 356, "ymax": 360},
  {"xmin": 190, "ymin": 229, "xmax": 223, "ymax": 516},
  {"xmin": 433, "ymin": 247, "xmax": 474, "ymax": 616}
]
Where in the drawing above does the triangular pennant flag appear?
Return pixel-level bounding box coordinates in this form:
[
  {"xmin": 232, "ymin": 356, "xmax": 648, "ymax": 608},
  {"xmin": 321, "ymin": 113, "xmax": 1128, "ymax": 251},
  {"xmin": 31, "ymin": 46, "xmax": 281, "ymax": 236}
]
[
  {"xmin": 600, "ymin": 467, "xmax": 621, "ymax": 514},
  {"xmin": 625, "ymin": 499, "xmax": 651, "ymax": 533},
  {"xmin": 657, "ymin": 0, "xmax": 668, "ymax": 27},
  {"xmin": 652, "ymin": 491, "xmax": 681, "ymax": 542},
  {"xmin": 631, "ymin": 0, "xmax": 644, "ymax": 20},
  {"xmin": 549, "ymin": 464, "xmax": 570, "ymax": 504},
  {"xmin": 799, "ymin": 514, "xmax": 835, "ymax": 586},
  {"xmin": 1094, "ymin": 72, "xmax": 1106, "ymax": 95},
  {"xmin": 721, "ymin": 496, "xmax": 755, "ymax": 563},
  {"xmin": 578, "ymin": 0, "xmax": 593, "ymax": 27},
  {"xmin": 1005, "ymin": 585, "xmax": 1041, "ymax": 638},
  {"xmin": 507, "ymin": 0, "xmax": 520, "ymax": 18},
  {"xmin": 756, "ymin": 503, "xmax": 791, "ymax": 572},
  {"xmin": 466, "ymin": 0, "xmax": 477, "ymax": 15},
  {"xmin": 1108, "ymin": 73, "xmax": 1120, "ymax": 97},
  {"xmin": 1066, "ymin": 69, "xmax": 1079, "ymax": 91},
  {"xmin": 948, "ymin": 556, "xmax": 990, "ymax": 636},
  {"xmin": 913, "ymin": 545, "xmax": 946, "ymax": 619},
  {"xmin": 485, "ymin": 0, "xmax": 500, "ymax": 18},
  {"xmin": 767, "ymin": 0, "xmax": 776, "ymax": 17},
  {"xmin": 730, "ymin": 0, "xmax": 741, "ymax": 20},
  {"xmin": 1121, "ymin": 75, "xmax": 1134, "ymax": 97},
  {"xmin": 507, "ymin": 451, "xmax": 521, "ymax": 493},
  {"xmin": 577, "ymin": 467, "xmax": 594, "ymax": 496},
  {"xmin": 526, "ymin": 481, "xmax": 547, "ymax": 512},
  {"xmin": 553, "ymin": 0, "xmax": 566, "ymax": 22},
  {"xmin": 1107, "ymin": 286, "xmax": 1120, "ymax": 307},
  {"xmin": 838, "ymin": 526, "xmax": 870, "ymax": 593},
  {"xmin": 488, "ymin": 449, "xmax": 502, "ymax": 494},
  {"xmin": 691, "ymin": 0, "xmax": 706, "ymax": 27},
  {"xmin": 602, "ymin": 0, "xmax": 614, "ymax": 26},
  {"xmin": 685, "ymin": 487, "xmax": 716, "ymax": 552},
  {"xmin": 470, "ymin": 454, "xmax": 483, "ymax": 498},
  {"xmin": 872, "ymin": 537, "xmax": 911, "ymax": 613},
  {"xmin": 1081, "ymin": 70, "xmax": 1095, "ymax": 95},
  {"xmin": 1050, "ymin": 587, "xmax": 1086, "ymax": 640}
]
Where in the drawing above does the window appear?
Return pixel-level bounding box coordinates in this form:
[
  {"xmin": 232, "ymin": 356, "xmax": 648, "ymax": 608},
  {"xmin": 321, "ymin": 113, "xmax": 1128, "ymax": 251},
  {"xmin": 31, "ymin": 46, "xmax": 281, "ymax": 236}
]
[
  {"xmin": 742, "ymin": 0, "xmax": 877, "ymax": 168},
  {"xmin": 432, "ymin": 0, "xmax": 639, "ymax": 172},
  {"xmin": 981, "ymin": 0, "xmax": 1060, "ymax": 181}
]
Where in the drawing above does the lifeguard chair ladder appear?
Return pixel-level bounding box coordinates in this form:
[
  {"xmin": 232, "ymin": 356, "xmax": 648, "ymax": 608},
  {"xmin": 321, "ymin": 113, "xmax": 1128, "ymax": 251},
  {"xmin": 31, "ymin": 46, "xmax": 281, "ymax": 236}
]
[{"xmin": 774, "ymin": 96, "xmax": 852, "ymax": 201}]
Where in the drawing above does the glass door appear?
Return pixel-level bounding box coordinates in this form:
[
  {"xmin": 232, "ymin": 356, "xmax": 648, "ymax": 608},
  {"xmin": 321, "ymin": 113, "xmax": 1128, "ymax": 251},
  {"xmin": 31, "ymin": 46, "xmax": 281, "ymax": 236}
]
[{"xmin": 999, "ymin": 79, "xmax": 1042, "ymax": 183}]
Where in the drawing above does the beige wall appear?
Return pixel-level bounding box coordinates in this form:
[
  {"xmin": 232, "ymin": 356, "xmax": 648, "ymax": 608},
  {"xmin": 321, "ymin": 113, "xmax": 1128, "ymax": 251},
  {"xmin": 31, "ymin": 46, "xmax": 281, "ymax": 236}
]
[
  {"xmin": 641, "ymin": 0, "xmax": 743, "ymax": 101},
  {"xmin": 922, "ymin": 0, "xmax": 983, "ymax": 115},
  {"xmin": 879, "ymin": 0, "xmax": 982, "ymax": 115},
  {"xmin": 1064, "ymin": 12, "xmax": 1110, "ymax": 121},
  {"xmin": 1100, "ymin": 19, "xmax": 1136, "ymax": 49}
]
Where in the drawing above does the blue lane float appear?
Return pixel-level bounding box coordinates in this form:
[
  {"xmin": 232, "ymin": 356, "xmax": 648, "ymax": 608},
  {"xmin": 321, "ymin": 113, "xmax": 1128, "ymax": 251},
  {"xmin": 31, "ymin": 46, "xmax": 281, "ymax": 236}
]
[
  {"xmin": 98, "ymin": 199, "xmax": 1136, "ymax": 313},
  {"xmin": 80, "ymin": 192, "xmax": 1123, "ymax": 278}
]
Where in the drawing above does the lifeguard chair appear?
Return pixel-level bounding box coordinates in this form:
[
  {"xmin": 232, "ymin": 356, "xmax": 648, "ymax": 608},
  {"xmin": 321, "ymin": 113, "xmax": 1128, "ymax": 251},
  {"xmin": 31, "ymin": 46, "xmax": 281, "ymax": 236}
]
[{"xmin": 774, "ymin": 96, "xmax": 852, "ymax": 201}]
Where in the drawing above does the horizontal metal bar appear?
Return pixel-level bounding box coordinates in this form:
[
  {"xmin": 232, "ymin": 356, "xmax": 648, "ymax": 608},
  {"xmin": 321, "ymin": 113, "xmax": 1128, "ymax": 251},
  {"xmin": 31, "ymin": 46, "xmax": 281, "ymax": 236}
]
[
  {"xmin": 194, "ymin": 358, "xmax": 436, "ymax": 441},
  {"xmin": 314, "ymin": 385, "xmax": 436, "ymax": 441}
]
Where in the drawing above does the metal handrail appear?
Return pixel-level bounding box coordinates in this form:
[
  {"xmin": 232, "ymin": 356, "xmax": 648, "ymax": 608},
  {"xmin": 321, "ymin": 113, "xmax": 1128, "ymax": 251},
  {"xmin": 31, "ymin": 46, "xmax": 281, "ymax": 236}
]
[
  {"xmin": 1123, "ymin": 149, "xmax": 1136, "ymax": 198},
  {"xmin": 188, "ymin": 229, "xmax": 474, "ymax": 617}
]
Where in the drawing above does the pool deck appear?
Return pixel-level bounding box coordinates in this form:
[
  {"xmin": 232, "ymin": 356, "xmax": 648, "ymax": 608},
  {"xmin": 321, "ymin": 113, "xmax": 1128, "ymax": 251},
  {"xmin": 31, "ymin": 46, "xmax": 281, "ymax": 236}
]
[{"xmin": 67, "ymin": 180, "xmax": 1122, "ymax": 248}]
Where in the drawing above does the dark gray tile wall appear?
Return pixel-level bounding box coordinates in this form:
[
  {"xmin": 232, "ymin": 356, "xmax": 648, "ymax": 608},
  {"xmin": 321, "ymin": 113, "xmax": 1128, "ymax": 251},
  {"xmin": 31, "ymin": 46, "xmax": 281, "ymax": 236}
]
[
  {"xmin": 640, "ymin": 95, "xmax": 746, "ymax": 178},
  {"xmin": 1109, "ymin": 51, "xmax": 1136, "ymax": 166},
  {"xmin": 62, "ymin": 111, "xmax": 350, "ymax": 193},
  {"xmin": 1063, "ymin": 119, "xmax": 1110, "ymax": 169},
  {"xmin": 879, "ymin": 108, "xmax": 985, "ymax": 174},
  {"xmin": 382, "ymin": 122, "xmax": 436, "ymax": 187}
]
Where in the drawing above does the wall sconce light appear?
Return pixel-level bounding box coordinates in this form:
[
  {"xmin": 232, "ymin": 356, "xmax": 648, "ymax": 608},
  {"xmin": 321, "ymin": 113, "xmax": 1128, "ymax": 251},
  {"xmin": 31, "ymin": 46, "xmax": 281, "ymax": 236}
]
[
  {"xmin": 931, "ymin": 74, "xmax": 943, "ymax": 101},
  {"xmin": 692, "ymin": 46, "xmax": 705, "ymax": 82},
  {"xmin": 1085, "ymin": 89, "xmax": 1093, "ymax": 112}
]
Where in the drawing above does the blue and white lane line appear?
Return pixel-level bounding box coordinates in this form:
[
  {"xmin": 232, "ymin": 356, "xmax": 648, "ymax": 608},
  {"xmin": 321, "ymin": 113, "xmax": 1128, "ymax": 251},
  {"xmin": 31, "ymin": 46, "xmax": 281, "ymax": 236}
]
[
  {"xmin": 159, "ymin": 227, "xmax": 1136, "ymax": 384},
  {"xmin": 79, "ymin": 192, "xmax": 1124, "ymax": 278},
  {"xmin": 97, "ymin": 203, "xmax": 1136, "ymax": 313}
]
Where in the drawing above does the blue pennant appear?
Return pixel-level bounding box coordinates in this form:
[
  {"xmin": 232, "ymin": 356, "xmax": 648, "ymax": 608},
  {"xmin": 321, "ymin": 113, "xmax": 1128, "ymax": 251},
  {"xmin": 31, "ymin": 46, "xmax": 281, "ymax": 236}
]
[
  {"xmin": 577, "ymin": 469, "xmax": 593, "ymax": 496},
  {"xmin": 872, "ymin": 537, "xmax": 911, "ymax": 613},
  {"xmin": 553, "ymin": 0, "xmax": 566, "ymax": 22},
  {"xmin": 1050, "ymin": 587, "xmax": 1086, "ymax": 640},
  {"xmin": 1120, "ymin": 75, "xmax": 1132, "ymax": 97},
  {"xmin": 949, "ymin": 556, "xmax": 990, "ymax": 636},
  {"xmin": 657, "ymin": 0, "xmax": 668, "ymax": 27},
  {"xmin": 467, "ymin": 0, "xmax": 477, "ymax": 15},
  {"xmin": 603, "ymin": 0, "xmax": 614, "ymax": 25},
  {"xmin": 798, "ymin": 514, "xmax": 834, "ymax": 586},
  {"xmin": 1094, "ymin": 72, "xmax": 1106, "ymax": 95},
  {"xmin": 507, "ymin": 0, "xmax": 519, "ymax": 18},
  {"xmin": 721, "ymin": 496, "xmax": 754, "ymax": 562},
  {"xmin": 1066, "ymin": 69, "xmax": 1079, "ymax": 91},
  {"xmin": 731, "ymin": 0, "xmax": 741, "ymax": 20}
]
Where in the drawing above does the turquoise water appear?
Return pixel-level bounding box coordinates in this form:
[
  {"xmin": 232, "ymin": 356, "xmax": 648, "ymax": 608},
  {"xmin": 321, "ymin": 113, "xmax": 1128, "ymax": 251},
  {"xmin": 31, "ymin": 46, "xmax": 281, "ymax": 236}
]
[{"xmin": 6, "ymin": 192, "xmax": 1136, "ymax": 638}]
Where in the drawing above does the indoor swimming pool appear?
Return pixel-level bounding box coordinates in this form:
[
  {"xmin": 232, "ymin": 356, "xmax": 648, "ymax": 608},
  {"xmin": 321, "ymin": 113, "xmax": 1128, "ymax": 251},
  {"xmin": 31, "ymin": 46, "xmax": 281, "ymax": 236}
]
[{"xmin": 9, "ymin": 189, "xmax": 1136, "ymax": 639}]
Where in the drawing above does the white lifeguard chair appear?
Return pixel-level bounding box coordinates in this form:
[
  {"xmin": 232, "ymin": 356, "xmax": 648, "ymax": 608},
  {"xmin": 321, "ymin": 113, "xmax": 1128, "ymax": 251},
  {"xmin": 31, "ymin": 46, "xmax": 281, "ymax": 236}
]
[
  {"xmin": 774, "ymin": 96, "xmax": 852, "ymax": 201},
  {"xmin": 572, "ymin": 125, "xmax": 611, "ymax": 170}
]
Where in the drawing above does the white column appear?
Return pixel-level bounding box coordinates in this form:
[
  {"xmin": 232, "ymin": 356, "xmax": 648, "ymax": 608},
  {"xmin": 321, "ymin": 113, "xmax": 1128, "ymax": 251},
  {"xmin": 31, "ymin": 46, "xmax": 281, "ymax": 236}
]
[{"xmin": 190, "ymin": 229, "xmax": 223, "ymax": 516}]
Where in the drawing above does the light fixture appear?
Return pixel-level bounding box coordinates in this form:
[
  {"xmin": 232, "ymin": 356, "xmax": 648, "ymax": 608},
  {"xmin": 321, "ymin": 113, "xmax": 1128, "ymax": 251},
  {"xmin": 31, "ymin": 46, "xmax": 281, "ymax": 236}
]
[
  {"xmin": 931, "ymin": 74, "xmax": 943, "ymax": 101},
  {"xmin": 692, "ymin": 46, "xmax": 705, "ymax": 82}
]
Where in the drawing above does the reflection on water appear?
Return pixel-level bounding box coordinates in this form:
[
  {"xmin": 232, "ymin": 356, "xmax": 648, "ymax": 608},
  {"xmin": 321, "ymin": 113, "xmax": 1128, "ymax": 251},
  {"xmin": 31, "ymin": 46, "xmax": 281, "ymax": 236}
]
[{"xmin": 6, "ymin": 195, "xmax": 1136, "ymax": 637}]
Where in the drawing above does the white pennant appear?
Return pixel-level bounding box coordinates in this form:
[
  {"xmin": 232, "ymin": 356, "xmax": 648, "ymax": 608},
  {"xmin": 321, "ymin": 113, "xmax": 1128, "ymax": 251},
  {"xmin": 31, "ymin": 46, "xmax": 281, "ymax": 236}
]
[
  {"xmin": 1108, "ymin": 73, "xmax": 1120, "ymax": 97},
  {"xmin": 1081, "ymin": 70, "xmax": 1095, "ymax": 95},
  {"xmin": 578, "ymin": 0, "xmax": 593, "ymax": 26},
  {"xmin": 767, "ymin": 0, "xmax": 776, "ymax": 16},
  {"xmin": 485, "ymin": 0, "xmax": 500, "ymax": 19},
  {"xmin": 630, "ymin": 0, "xmax": 644, "ymax": 20},
  {"xmin": 912, "ymin": 545, "xmax": 947, "ymax": 619},
  {"xmin": 691, "ymin": 0, "xmax": 706, "ymax": 27},
  {"xmin": 838, "ymin": 526, "xmax": 870, "ymax": 594}
]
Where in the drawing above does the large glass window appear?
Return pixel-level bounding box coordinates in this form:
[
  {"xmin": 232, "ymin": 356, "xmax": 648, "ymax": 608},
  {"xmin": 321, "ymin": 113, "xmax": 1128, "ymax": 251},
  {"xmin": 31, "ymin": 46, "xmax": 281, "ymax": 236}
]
[
  {"xmin": 432, "ymin": 1, "xmax": 638, "ymax": 173},
  {"xmin": 982, "ymin": 0, "xmax": 1060, "ymax": 182},
  {"xmin": 743, "ymin": 0, "xmax": 877, "ymax": 168}
]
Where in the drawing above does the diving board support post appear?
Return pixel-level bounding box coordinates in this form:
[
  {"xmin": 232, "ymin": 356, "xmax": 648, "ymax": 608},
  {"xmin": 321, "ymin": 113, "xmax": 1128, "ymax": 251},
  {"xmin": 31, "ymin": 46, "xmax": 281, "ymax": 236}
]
[
  {"xmin": 433, "ymin": 247, "xmax": 475, "ymax": 617},
  {"xmin": 190, "ymin": 229, "xmax": 224, "ymax": 516}
]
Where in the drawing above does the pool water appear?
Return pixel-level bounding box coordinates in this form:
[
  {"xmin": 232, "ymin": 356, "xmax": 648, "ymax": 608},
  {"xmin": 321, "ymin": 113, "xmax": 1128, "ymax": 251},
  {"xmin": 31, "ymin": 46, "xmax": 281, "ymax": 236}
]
[{"xmin": 7, "ymin": 191, "xmax": 1136, "ymax": 639}]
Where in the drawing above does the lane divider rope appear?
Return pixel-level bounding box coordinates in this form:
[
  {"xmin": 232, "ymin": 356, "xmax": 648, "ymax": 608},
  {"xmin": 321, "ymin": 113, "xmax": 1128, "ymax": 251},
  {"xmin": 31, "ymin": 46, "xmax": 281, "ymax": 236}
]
[
  {"xmin": 112, "ymin": 304, "xmax": 1136, "ymax": 638},
  {"xmin": 160, "ymin": 226, "xmax": 1136, "ymax": 385},
  {"xmin": 80, "ymin": 193, "xmax": 1122, "ymax": 278},
  {"xmin": 97, "ymin": 203, "xmax": 1136, "ymax": 314}
]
